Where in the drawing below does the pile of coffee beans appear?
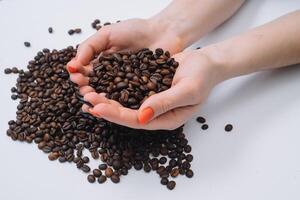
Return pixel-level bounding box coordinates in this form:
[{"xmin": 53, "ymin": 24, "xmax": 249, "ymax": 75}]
[
  {"xmin": 89, "ymin": 48, "xmax": 178, "ymax": 109},
  {"xmin": 5, "ymin": 47, "xmax": 193, "ymax": 190}
]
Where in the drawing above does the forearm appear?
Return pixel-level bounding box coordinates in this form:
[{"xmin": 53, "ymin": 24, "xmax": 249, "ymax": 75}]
[
  {"xmin": 202, "ymin": 10, "xmax": 300, "ymax": 81},
  {"xmin": 150, "ymin": 0, "xmax": 245, "ymax": 48}
]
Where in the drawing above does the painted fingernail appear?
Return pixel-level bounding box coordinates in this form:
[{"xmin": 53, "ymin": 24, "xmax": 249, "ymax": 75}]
[
  {"xmin": 68, "ymin": 66, "xmax": 78, "ymax": 73},
  {"xmin": 138, "ymin": 107, "xmax": 154, "ymax": 125}
]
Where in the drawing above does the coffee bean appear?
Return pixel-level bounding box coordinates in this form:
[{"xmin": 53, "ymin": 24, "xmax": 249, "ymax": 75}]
[
  {"xmin": 196, "ymin": 116, "xmax": 206, "ymax": 123},
  {"xmin": 185, "ymin": 169, "xmax": 194, "ymax": 178},
  {"xmin": 68, "ymin": 29, "xmax": 74, "ymax": 35},
  {"xmin": 82, "ymin": 156, "xmax": 89, "ymax": 163},
  {"xmin": 111, "ymin": 174, "xmax": 120, "ymax": 183},
  {"xmin": 160, "ymin": 177, "xmax": 169, "ymax": 185},
  {"xmin": 225, "ymin": 124, "xmax": 233, "ymax": 132},
  {"xmin": 4, "ymin": 68, "xmax": 12, "ymax": 74},
  {"xmin": 48, "ymin": 152, "xmax": 59, "ymax": 161},
  {"xmin": 105, "ymin": 167, "xmax": 113, "ymax": 177},
  {"xmin": 87, "ymin": 174, "xmax": 96, "ymax": 183},
  {"xmin": 167, "ymin": 181, "xmax": 176, "ymax": 190},
  {"xmin": 74, "ymin": 28, "xmax": 82, "ymax": 33},
  {"xmin": 11, "ymin": 67, "xmax": 19, "ymax": 73},
  {"xmin": 98, "ymin": 164, "xmax": 107, "ymax": 170},
  {"xmin": 24, "ymin": 42, "xmax": 31, "ymax": 47},
  {"xmin": 201, "ymin": 124, "xmax": 209, "ymax": 130},
  {"xmin": 98, "ymin": 175, "xmax": 107, "ymax": 184},
  {"xmin": 159, "ymin": 157, "xmax": 167, "ymax": 164},
  {"xmin": 81, "ymin": 165, "xmax": 91, "ymax": 173},
  {"xmin": 92, "ymin": 169, "xmax": 102, "ymax": 177},
  {"xmin": 170, "ymin": 168, "xmax": 180, "ymax": 177},
  {"xmin": 186, "ymin": 154, "xmax": 193, "ymax": 162},
  {"xmin": 48, "ymin": 27, "xmax": 53, "ymax": 33}
]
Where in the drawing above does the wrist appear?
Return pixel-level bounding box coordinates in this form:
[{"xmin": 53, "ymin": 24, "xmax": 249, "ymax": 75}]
[
  {"xmin": 199, "ymin": 45, "xmax": 236, "ymax": 83},
  {"xmin": 148, "ymin": 15, "xmax": 188, "ymax": 51}
]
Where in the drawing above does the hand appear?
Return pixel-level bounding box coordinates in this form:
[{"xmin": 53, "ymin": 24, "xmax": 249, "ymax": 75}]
[
  {"xmin": 83, "ymin": 50, "xmax": 225, "ymax": 130},
  {"xmin": 67, "ymin": 18, "xmax": 184, "ymax": 95}
]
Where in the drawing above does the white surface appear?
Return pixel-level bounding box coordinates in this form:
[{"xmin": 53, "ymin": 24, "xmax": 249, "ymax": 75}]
[{"xmin": 0, "ymin": 0, "xmax": 300, "ymax": 200}]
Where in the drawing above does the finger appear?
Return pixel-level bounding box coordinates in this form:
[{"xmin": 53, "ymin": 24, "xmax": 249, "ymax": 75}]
[
  {"xmin": 69, "ymin": 73, "xmax": 89, "ymax": 86},
  {"xmin": 88, "ymin": 103, "xmax": 140, "ymax": 129},
  {"xmin": 84, "ymin": 92, "xmax": 109, "ymax": 106},
  {"xmin": 138, "ymin": 80, "xmax": 196, "ymax": 124},
  {"xmin": 143, "ymin": 105, "xmax": 199, "ymax": 130},
  {"xmin": 79, "ymin": 86, "xmax": 95, "ymax": 96},
  {"xmin": 66, "ymin": 29, "xmax": 110, "ymax": 73}
]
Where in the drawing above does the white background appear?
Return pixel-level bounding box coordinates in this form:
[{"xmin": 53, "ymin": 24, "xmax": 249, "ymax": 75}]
[{"xmin": 0, "ymin": 0, "xmax": 300, "ymax": 200}]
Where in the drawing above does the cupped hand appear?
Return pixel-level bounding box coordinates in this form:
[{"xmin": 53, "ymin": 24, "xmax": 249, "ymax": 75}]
[
  {"xmin": 67, "ymin": 18, "xmax": 183, "ymax": 95},
  {"xmin": 82, "ymin": 50, "xmax": 225, "ymax": 130}
]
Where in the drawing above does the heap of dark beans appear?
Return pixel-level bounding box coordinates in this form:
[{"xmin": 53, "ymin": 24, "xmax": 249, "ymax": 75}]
[
  {"xmin": 89, "ymin": 48, "xmax": 177, "ymax": 109},
  {"xmin": 5, "ymin": 47, "xmax": 193, "ymax": 190}
]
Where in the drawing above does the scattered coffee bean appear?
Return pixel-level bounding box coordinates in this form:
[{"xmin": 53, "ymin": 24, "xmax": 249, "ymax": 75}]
[
  {"xmin": 24, "ymin": 41, "xmax": 31, "ymax": 47},
  {"xmin": 48, "ymin": 27, "xmax": 53, "ymax": 33},
  {"xmin": 185, "ymin": 169, "xmax": 194, "ymax": 178},
  {"xmin": 4, "ymin": 68, "xmax": 12, "ymax": 74},
  {"xmin": 111, "ymin": 174, "xmax": 120, "ymax": 183},
  {"xmin": 68, "ymin": 29, "xmax": 74, "ymax": 35},
  {"xmin": 196, "ymin": 116, "xmax": 206, "ymax": 123},
  {"xmin": 74, "ymin": 28, "xmax": 82, "ymax": 33},
  {"xmin": 87, "ymin": 174, "xmax": 96, "ymax": 183},
  {"xmin": 225, "ymin": 124, "xmax": 233, "ymax": 132},
  {"xmin": 98, "ymin": 164, "xmax": 107, "ymax": 170},
  {"xmin": 167, "ymin": 181, "xmax": 176, "ymax": 190},
  {"xmin": 93, "ymin": 169, "xmax": 102, "ymax": 177},
  {"xmin": 201, "ymin": 124, "xmax": 209, "ymax": 130},
  {"xmin": 105, "ymin": 167, "xmax": 113, "ymax": 177},
  {"xmin": 98, "ymin": 175, "xmax": 107, "ymax": 184},
  {"xmin": 81, "ymin": 165, "xmax": 91, "ymax": 173},
  {"xmin": 160, "ymin": 177, "xmax": 169, "ymax": 185}
]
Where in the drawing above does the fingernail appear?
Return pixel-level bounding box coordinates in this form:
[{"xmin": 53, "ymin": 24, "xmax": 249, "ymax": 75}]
[
  {"xmin": 68, "ymin": 66, "xmax": 78, "ymax": 73},
  {"xmin": 138, "ymin": 107, "xmax": 154, "ymax": 125}
]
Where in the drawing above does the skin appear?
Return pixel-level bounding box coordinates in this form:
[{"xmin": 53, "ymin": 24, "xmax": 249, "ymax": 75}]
[{"xmin": 67, "ymin": 1, "xmax": 300, "ymax": 130}]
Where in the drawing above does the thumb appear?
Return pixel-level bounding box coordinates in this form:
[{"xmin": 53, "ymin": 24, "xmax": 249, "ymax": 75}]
[
  {"xmin": 138, "ymin": 80, "xmax": 194, "ymax": 124},
  {"xmin": 67, "ymin": 29, "xmax": 110, "ymax": 74}
]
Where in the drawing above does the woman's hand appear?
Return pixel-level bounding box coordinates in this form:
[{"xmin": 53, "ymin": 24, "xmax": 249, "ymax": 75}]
[
  {"xmin": 83, "ymin": 50, "xmax": 225, "ymax": 130},
  {"xmin": 67, "ymin": 18, "xmax": 184, "ymax": 95}
]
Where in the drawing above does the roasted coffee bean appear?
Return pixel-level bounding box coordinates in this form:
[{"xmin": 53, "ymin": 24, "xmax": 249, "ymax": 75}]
[
  {"xmin": 184, "ymin": 145, "xmax": 192, "ymax": 153},
  {"xmin": 11, "ymin": 67, "xmax": 19, "ymax": 73},
  {"xmin": 48, "ymin": 152, "xmax": 59, "ymax": 161},
  {"xmin": 93, "ymin": 169, "xmax": 102, "ymax": 177},
  {"xmin": 4, "ymin": 68, "xmax": 12, "ymax": 74},
  {"xmin": 143, "ymin": 164, "xmax": 151, "ymax": 173},
  {"xmin": 159, "ymin": 157, "xmax": 167, "ymax": 164},
  {"xmin": 74, "ymin": 28, "xmax": 82, "ymax": 33},
  {"xmin": 225, "ymin": 124, "xmax": 233, "ymax": 132},
  {"xmin": 185, "ymin": 169, "xmax": 194, "ymax": 178},
  {"xmin": 24, "ymin": 42, "xmax": 31, "ymax": 47},
  {"xmin": 105, "ymin": 167, "xmax": 113, "ymax": 177},
  {"xmin": 167, "ymin": 181, "xmax": 176, "ymax": 190},
  {"xmin": 82, "ymin": 156, "xmax": 90, "ymax": 163},
  {"xmin": 186, "ymin": 154, "xmax": 193, "ymax": 162},
  {"xmin": 170, "ymin": 168, "xmax": 180, "ymax": 177},
  {"xmin": 48, "ymin": 27, "xmax": 53, "ymax": 33},
  {"xmin": 201, "ymin": 124, "xmax": 209, "ymax": 130},
  {"xmin": 98, "ymin": 175, "xmax": 107, "ymax": 184},
  {"xmin": 111, "ymin": 174, "xmax": 120, "ymax": 183},
  {"xmin": 68, "ymin": 29, "xmax": 74, "ymax": 35},
  {"xmin": 87, "ymin": 174, "xmax": 96, "ymax": 183},
  {"xmin": 98, "ymin": 164, "xmax": 107, "ymax": 170},
  {"xmin": 196, "ymin": 116, "xmax": 206, "ymax": 123},
  {"xmin": 81, "ymin": 165, "xmax": 91, "ymax": 173},
  {"xmin": 160, "ymin": 177, "xmax": 169, "ymax": 185}
]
